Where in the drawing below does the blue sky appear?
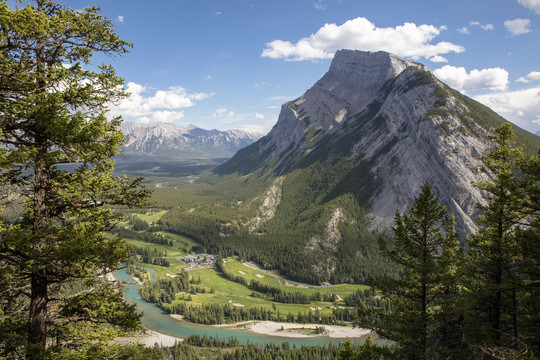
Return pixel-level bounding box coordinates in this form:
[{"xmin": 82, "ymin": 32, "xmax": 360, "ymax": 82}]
[{"xmin": 55, "ymin": 0, "xmax": 540, "ymax": 134}]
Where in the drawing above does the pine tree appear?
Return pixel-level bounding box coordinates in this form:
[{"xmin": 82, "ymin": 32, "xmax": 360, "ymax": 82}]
[
  {"xmin": 464, "ymin": 123, "xmax": 524, "ymax": 350},
  {"xmin": 338, "ymin": 337, "xmax": 356, "ymax": 360},
  {"xmin": 0, "ymin": 1, "xmax": 150, "ymax": 358},
  {"xmin": 357, "ymin": 336, "xmax": 382, "ymax": 360},
  {"xmin": 516, "ymin": 148, "xmax": 540, "ymax": 353},
  {"xmin": 367, "ymin": 181, "xmax": 462, "ymax": 358}
]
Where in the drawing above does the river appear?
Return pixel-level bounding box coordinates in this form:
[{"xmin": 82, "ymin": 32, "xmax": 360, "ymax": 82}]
[{"xmin": 115, "ymin": 268, "xmax": 363, "ymax": 347}]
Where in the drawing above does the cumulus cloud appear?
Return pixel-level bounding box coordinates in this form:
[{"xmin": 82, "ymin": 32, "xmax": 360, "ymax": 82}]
[
  {"xmin": 255, "ymin": 113, "xmax": 265, "ymax": 120},
  {"xmin": 517, "ymin": 0, "xmax": 540, "ymax": 14},
  {"xmin": 457, "ymin": 26, "xmax": 470, "ymax": 34},
  {"xmin": 108, "ymin": 82, "xmax": 213, "ymax": 123},
  {"xmin": 261, "ymin": 17, "xmax": 465, "ymax": 62},
  {"xmin": 433, "ymin": 65, "xmax": 509, "ymax": 92},
  {"xmin": 517, "ymin": 71, "xmax": 540, "ymax": 83},
  {"xmin": 504, "ymin": 18, "xmax": 532, "ymax": 35},
  {"xmin": 430, "ymin": 55, "xmax": 448, "ymax": 63},
  {"xmin": 474, "ymin": 87, "xmax": 540, "ymax": 130},
  {"xmin": 117, "ymin": 15, "xmax": 124, "ymax": 23}
]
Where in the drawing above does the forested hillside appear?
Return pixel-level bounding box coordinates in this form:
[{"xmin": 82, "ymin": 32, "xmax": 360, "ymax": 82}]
[{"xmin": 160, "ymin": 162, "xmax": 396, "ymax": 285}]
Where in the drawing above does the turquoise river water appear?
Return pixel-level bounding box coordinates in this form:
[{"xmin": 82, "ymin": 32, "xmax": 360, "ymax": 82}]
[{"xmin": 115, "ymin": 268, "xmax": 363, "ymax": 347}]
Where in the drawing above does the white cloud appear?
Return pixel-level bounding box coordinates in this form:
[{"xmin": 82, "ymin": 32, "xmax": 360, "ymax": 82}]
[
  {"xmin": 504, "ymin": 18, "xmax": 532, "ymax": 35},
  {"xmin": 459, "ymin": 21, "xmax": 494, "ymax": 34},
  {"xmin": 470, "ymin": 21, "xmax": 494, "ymax": 30},
  {"xmin": 433, "ymin": 65, "xmax": 509, "ymax": 92},
  {"xmin": 474, "ymin": 87, "xmax": 540, "ymax": 130},
  {"xmin": 261, "ymin": 17, "xmax": 465, "ymax": 62},
  {"xmin": 108, "ymin": 82, "xmax": 213, "ymax": 123},
  {"xmin": 215, "ymin": 11, "xmax": 222, "ymax": 15},
  {"xmin": 527, "ymin": 71, "xmax": 540, "ymax": 81},
  {"xmin": 314, "ymin": 0, "xmax": 326, "ymax": 10},
  {"xmin": 517, "ymin": 0, "xmax": 540, "ymax": 14},
  {"xmin": 254, "ymin": 82, "xmax": 272, "ymax": 88},
  {"xmin": 266, "ymin": 96, "xmax": 291, "ymax": 101},
  {"xmin": 137, "ymin": 111, "xmax": 185, "ymax": 124},
  {"xmin": 212, "ymin": 107, "xmax": 236, "ymax": 121},
  {"xmin": 255, "ymin": 113, "xmax": 265, "ymax": 120},
  {"xmin": 430, "ymin": 55, "xmax": 448, "ymax": 63},
  {"xmin": 117, "ymin": 15, "xmax": 124, "ymax": 23},
  {"xmin": 517, "ymin": 71, "xmax": 540, "ymax": 83}
]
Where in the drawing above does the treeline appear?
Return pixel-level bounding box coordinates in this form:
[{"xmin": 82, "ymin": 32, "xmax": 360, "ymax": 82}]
[
  {"xmin": 128, "ymin": 244, "xmax": 170, "ymax": 267},
  {"xmin": 344, "ymin": 289, "xmax": 393, "ymax": 313},
  {"xmin": 140, "ymin": 270, "xmax": 192, "ymax": 304},
  {"xmin": 358, "ymin": 124, "xmax": 540, "ymax": 359},
  {"xmin": 216, "ymin": 257, "xmax": 335, "ymax": 304},
  {"xmin": 149, "ymin": 340, "xmax": 344, "ymax": 360},
  {"xmin": 113, "ymin": 226, "xmax": 174, "ymax": 247},
  {"xmin": 249, "ymin": 280, "xmax": 335, "ymax": 304},
  {"xmin": 136, "ymin": 335, "xmax": 386, "ymax": 360},
  {"xmin": 163, "ymin": 301, "xmax": 355, "ymax": 325}
]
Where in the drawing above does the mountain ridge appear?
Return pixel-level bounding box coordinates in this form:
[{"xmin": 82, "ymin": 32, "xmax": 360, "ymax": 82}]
[
  {"xmin": 216, "ymin": 50, "xmax": 540, "ymax": 237},
  {"xmin": 120, "ymin": 122, "xmax": 261, "ymax": 160}
]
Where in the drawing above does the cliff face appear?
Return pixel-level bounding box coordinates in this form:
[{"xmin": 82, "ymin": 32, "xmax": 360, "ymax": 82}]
[{"xmin": 217, "ymin": 50, "xmax": 539, "ymax": 237}]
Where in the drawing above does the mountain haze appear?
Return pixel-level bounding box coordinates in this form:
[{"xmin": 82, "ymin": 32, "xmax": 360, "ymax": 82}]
[
  {"xmin": 216, "ymin": 50, "xmax": 540, "ymax": 238},
  {"xmin": 120, "ymin": 122, "xmax": 261, "ymax": 161}
]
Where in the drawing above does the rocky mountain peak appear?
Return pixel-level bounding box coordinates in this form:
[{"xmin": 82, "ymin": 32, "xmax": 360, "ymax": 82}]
[
  {"xmin": 217, "ymin": 49, "xmax": 540, "ymax": 238},
  {"xmin": 328, "ymin": 50, "xmax": 425, "ymax": 87}
]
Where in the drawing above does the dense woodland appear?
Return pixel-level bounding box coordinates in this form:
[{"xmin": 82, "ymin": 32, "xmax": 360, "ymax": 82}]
[{"xmin": 159, "ymin": 173, "xmax": 396, "ymax": 286}]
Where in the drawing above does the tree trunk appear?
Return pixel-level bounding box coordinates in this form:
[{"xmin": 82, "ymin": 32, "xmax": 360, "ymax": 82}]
[
  {"xmin": 28, "ymin": 272, "xmax": 48, "ymax": 357},
  {"xmin": 27, "ymin": 144, "xmax": 49, "ymax": 358}
]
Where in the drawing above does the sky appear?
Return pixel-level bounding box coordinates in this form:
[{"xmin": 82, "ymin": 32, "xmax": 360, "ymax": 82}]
[{"xmin": 43, "ymin": 0, "xmax": 540, "ymax": 134}]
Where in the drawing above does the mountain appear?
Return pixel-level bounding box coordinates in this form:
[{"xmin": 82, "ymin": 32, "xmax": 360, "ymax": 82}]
[
  {"xmin": 162, "ymin": 50, "xmax": 539, "ymax": 285},
  {"xmin": 216, "ymin": 50, "xmax": 540, "ymax": 238},
  {"xmin": 120, "ymin": 122, "xmax": 261, "ymax": 161}
]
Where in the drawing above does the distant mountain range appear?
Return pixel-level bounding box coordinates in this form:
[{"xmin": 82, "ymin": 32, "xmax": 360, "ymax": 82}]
[{"xmin": 119, "ymin": 122, "xmax": 261, "ymax": 162}]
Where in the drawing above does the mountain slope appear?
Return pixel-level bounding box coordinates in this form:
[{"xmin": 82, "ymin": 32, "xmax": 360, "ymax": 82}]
[{"xmin": 216, "ymin": 50, "xmax": 540, "ymax": 237}]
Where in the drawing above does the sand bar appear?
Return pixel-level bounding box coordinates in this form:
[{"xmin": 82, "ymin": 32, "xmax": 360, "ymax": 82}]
[
  {"xmin": 245, "ymin": 321, "xmax": 370, "ymax": 339},
  {"xmin": 114, "ymin": 330, "xmax": 181, "ymax": 347},
  {"xmin": 211, "ymin": 320, "xmax": 371, "ymax": 339}
]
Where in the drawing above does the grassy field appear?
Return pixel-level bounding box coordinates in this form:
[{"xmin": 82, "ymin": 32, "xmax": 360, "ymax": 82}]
[
  {"xmin": 221, "ymin": 257, "xmax": 368, "ymax": 298},
  {"xmin": 184, "ymin": 267, "xmax": 340, "ymax": 317},
  {"xmin": 135, "ymin": 210, "xmax": 168, "ymax": 224}
]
